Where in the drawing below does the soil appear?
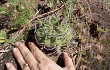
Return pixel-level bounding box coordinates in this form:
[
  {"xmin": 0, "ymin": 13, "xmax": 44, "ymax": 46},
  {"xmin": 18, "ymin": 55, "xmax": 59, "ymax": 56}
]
[{"xmin": 0, "ymin": 0, "xmax": 110, "ymax": 70}]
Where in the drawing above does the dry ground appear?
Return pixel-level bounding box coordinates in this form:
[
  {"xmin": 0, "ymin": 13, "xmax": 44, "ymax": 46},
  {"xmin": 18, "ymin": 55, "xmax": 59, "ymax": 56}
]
[{"xmin": 0, "ymin": 0, "xmax": 110, "ymax": 70}]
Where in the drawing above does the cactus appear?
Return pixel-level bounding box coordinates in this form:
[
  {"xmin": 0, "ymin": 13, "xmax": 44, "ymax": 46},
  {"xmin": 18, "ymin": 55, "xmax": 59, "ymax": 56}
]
[{"xmin": 35, "ymin": 15, "xmax": 75, "ymax": 49}]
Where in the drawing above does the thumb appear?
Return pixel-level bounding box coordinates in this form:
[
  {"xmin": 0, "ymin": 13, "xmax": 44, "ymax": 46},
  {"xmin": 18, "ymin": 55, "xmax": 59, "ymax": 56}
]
[{"xmin": 63, "ymin": 52, "xmax": 73, "ymax": 67}]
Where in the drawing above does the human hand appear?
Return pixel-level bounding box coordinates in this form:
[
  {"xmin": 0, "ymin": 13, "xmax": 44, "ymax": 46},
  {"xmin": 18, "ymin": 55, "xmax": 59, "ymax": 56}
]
[{"xmin": 6, "ymin": 42, "xmax": 75, "ymax": 70}]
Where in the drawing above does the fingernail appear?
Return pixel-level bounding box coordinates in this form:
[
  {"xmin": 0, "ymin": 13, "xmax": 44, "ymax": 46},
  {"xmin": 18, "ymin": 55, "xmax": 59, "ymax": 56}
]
[
  {"xmin": 6, "ymin": 63, "xmax": 10, "ymax": 68},
  {"xmin": 15, "ymin": 42, "xmax": 20, "ymax": 46},
  {"xmin": 28, "ymin": 42, "xmax": 31, "ymax": 45},
  {"xmin": 13, "ymin": 48, "xmax": 17, "ymax": 53}
]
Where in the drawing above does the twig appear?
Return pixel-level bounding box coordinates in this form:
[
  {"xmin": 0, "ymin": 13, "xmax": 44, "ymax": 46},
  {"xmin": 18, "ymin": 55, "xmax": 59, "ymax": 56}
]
[
  {"xmin": 84, "ymin": 0, "xmax": 92, "ymax": 22},
  {"xmin": 72, "ymin": 55, "xmax": 77, "ymax": 65},
  {"xmin": 14, "ymin": 27, "xmax": 26, "ymax": 39},
  {"xmin": 0, "ymin": 50, "xmax": 9, "ymax": 53},
  {"xmin": 30, "ymin": 5, "xmax": 64, "ymax": 22},
  {"xmin": 75, "ymin": 43, "xmax": 83, "ymax": 68}
]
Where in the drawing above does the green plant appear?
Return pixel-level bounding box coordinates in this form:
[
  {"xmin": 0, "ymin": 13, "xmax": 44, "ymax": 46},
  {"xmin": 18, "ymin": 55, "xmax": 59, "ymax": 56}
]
[
  {"xmin": 69, "ymin": 0, "xmax": 74, "ymax": 18},
  {"xmin": 8, "ymin": 0, "xmax": 22, "ymax": 5},
  {"xmin": 0, "ymin": 30, "xmax": 17, "ymax": 45},
  {"xmin": 0, "ymin": 30, "xmax": 7, "ymax": 43},
  {"xmin": 35, "ymin": 16, "xmax": 75, "ymax": 49},
  {"xmin": 1, "ymin": 0, "xmax": 36, "ymax": 45},
  {"xmin": 7, "ymin": 0, "xmax": 35, "ymax": 28},
  {"xmin": 0, "ymin": 6, "xmax": 12, "ymax": 16},
  {"xmin": 12, "ymin": 9, "xmax": 33, "ymax": 28}
]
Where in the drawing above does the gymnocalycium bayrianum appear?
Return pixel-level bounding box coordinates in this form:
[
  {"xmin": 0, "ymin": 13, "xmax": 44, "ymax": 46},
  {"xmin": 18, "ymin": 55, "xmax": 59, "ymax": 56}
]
[{"xmin": 35, "ymin": 15, "xmax": 76, "ymax": 51}]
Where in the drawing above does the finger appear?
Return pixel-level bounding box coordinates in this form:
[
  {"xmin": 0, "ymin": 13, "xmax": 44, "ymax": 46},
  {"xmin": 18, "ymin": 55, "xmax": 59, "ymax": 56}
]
[
  {"xmin": 38, "ymin": 63, "xmax": 48, "ymax": 70},
  {"xmin": 15, "ymin": 42, "xmax": 39, "ymax": 70},
  {"xmin": 6, "ymin": 63, "xmax": 16, "ymax": 70},
  {"xmin": 13, "ymin": 48, "xmax": 30, "ymax": 70},
  {"xmin": 63, "ymin": 52, "xmax": 73, "ymax": 67},
  {"xmin": 28, "ymin": 42, "xmax": 48, "ymax": 62}
]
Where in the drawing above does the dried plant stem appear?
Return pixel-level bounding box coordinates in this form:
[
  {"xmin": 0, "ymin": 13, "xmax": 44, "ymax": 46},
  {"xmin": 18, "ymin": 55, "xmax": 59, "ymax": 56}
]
[
  {"xmin": 0, "ymin": 50, "xmax": 9, "ymax": 53},
  {"xmin": 30, "ymin": 4, "xmax": 64, "ymax": 22},
  {"xmin": 75, "ymin": 43, "xmax": 83, "ymax": 68}
]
